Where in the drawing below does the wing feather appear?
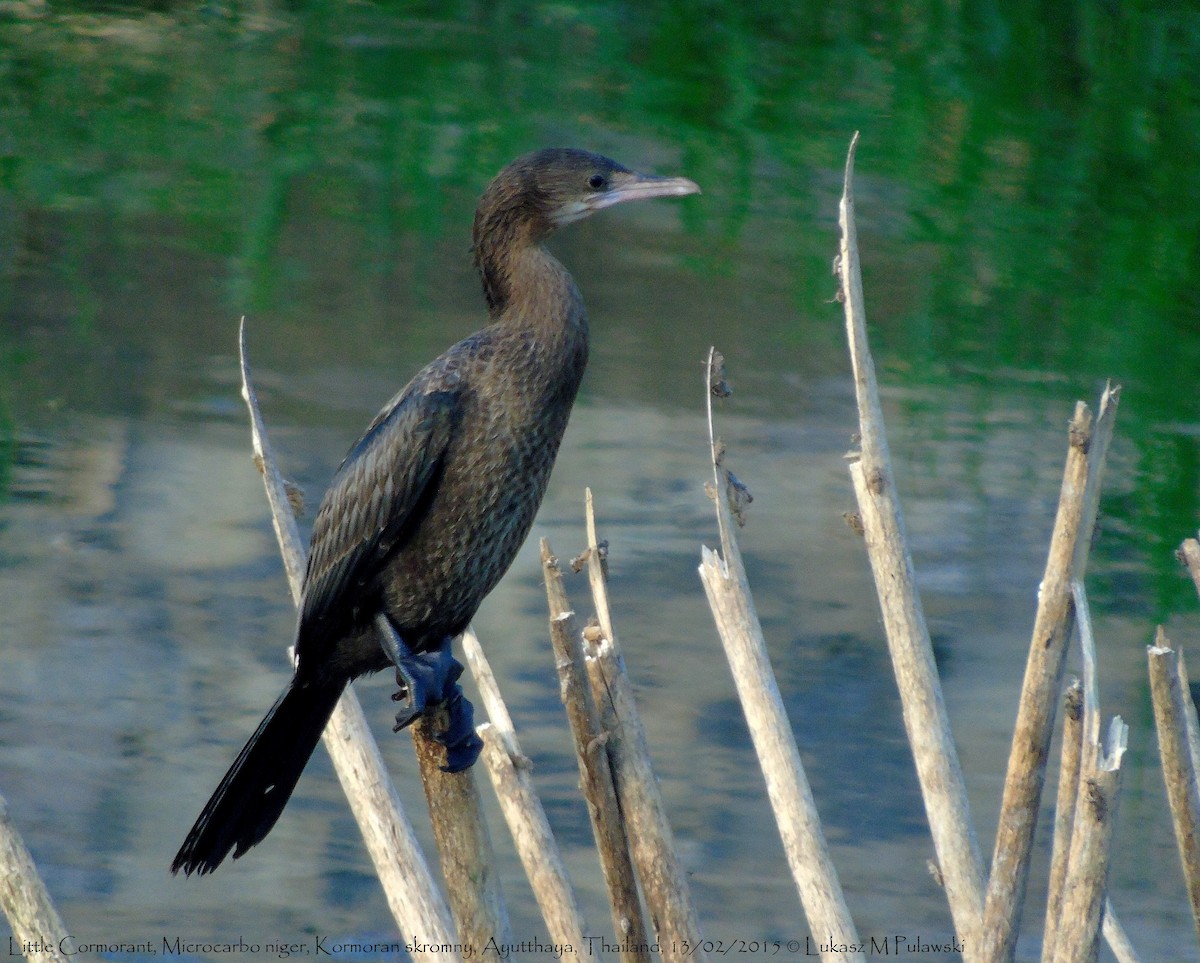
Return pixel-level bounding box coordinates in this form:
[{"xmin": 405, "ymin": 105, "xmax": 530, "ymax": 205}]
[{"xmin": 296, "ymin": 387, "xmax": 459, "ymax": 651}]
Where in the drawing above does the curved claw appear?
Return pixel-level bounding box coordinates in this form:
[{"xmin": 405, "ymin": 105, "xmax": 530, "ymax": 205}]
[{"xmin": 393, "ymin": 702, "xmax": 424, "ymax": 733}]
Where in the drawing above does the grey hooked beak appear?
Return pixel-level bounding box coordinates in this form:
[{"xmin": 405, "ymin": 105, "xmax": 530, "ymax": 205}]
[
  {"xmin": 553, "ymin": 170, "xmax": 701, "ymax": 226},
  {"xmin": 588, "ymin": 170, "xmax": 702, "ymax": 211}
]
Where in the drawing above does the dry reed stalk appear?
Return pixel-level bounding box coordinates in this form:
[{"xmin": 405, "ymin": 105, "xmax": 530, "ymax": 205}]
[
  {"xmin": 983, "ymin": 399, "xmax": 1086, "ymax": 960},
  {"xmin": 697, "ymin": 350, "xmax": 862, "ymax": 960},
  {"xmin": 412, "ymin": 710, "xmax": 512, "ymax": 951},
  {"xmin": 1100, "ymin": 906, "xmax": 1140, "ymax": 963},
  {"xmin": 459, "ymin": 627, "xmax": 516, "ymax": 740},
  {"xmin": 0, "ymin": 794, "xmax": 73, "ymax": 963},
  {"xmin": 981, "ymin": 385, "xmax": 1119, "ymax": 963},
  {"xmin": 239, "ymin": 319, "xmax": 460, "ymax": 961},
  {"xmin": 1042, "ymin": 680, "xmax": 1083, "ymax": 962},
  {"xmin": 541, "ymin": 540, "xmax": 651, "ymax": 963},
  {"xmin": 1073, "ymin": 582, "xmax": 1102, "ymax": 772},
  {"xmin": 475, "ymin": 726, "xmax": 587, "ymax": 961},
  {"xmin": 580, "ymin": 493, "xmax": 708, "ymax": 963},
  {"xmin": 836, "ymin": 133, "xmax": 985, "ymax": 950},
  {"xmin": 1148, "ymin": 633, "xmax": 1200, "ymax": 943},
  {"xmin": 1063, "ymin": 583, "xmax": 1139, "ymax": 963},
  {"xmin": 1049, "ymin": 718, "xmax": 1128, "ymax": 963},
  {"xmin": 585, "ymin": 639, "xmax": 705, "ymax": 963},
  {"xmin": 460, "ymin": 630, "xmax": 588, "ymax": 958}
]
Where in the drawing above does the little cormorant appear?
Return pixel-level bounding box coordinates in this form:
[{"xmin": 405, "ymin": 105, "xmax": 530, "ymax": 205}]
[{"xmin": 172, "ymin": 148, "xmax": 699, "ymax": 875}]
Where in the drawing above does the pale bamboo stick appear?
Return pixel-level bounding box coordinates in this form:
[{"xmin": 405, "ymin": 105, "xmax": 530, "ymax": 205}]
[
  {"xmin": 1049, "ymin": 719, "xmax": 1128, "ymax": 963},
  {"xmin": 1042, "ymin": 680, "xmax": 1083, "ymax": 963},
  {"xmin": 460, "ymin": 630, "xmax": 588, "ymax": 958},
  {"xmin": 461, "ymin": 628, "xmax": 521, "ymax": 753},
  {"xmin": 836, "ymin": 133, "xmax": 985, "ymax": 950},
  {"xmin": 581, "ymin": 494, "xmax": 708, "ymax": 963},
  {"xmin": 541, "ymin": 541, "xmax": 651, "ymax": 963},
  {"xmin": 1074, "ymin": 582, "xmax": 1102, "ymax": 774},
  {"xmin": 475, "ymin": 725, "xmax": 587, "ymax": 962},
  {"xmin": 412, "ymin": 710, "xmax": 512, "ymax": 951},
  {"xmin": 0, "ymin": 794, "xmax": 74, "ymax": 963},
  {"xmin": 239, "ymin": 318, "xmax": 459, "ymax": 961},
  {"xmin": 1101, "ymin": 906, "xmax": 1141, "ymax": 963},
  {"xmin": 1148, "ymin": 633, "xmax": 1200, "ymax": 944},
  {"xmin": 698, "ymin": 350, "xmax": 862, "ymax": 961},
  {"xmin": 1062, "ymin": 583, "xmax": 1138, "ymax": 963},
  {"xmin": 981, "ymin": 387, "xmax": 1119, "ymax": 963}
]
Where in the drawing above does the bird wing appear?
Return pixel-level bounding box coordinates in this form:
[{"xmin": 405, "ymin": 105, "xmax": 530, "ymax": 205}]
[{"xmin": 296, "ymin": 386, "xmax": 460, "ymax": 649}]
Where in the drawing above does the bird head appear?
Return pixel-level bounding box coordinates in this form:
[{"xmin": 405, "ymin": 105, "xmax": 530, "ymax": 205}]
[{"xmin": 474, "ymin": 148, "xmax": 700, "ymax": 247}]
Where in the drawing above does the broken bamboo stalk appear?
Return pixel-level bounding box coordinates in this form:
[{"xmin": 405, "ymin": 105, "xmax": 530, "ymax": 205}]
[
  {"xmin": 0, "ymin": 793, "xmax": 74, "ymax": 963},
  {"xmin": 981, "ymin": 386, "xmax": 1119, "ymax": 963},
  {"xmin": 412, "ymin": 712, "xmax": 512, "ymax": 952},
  {"xmin": 460, "ymin": 629, "xmax": 588, "ymax": 959},
  {"xmin": 1148, "ymin": 633, "xmax": 1200, "ymax": 944},
  {"xmin": 475, "ymin": 726, "xmax": 587, "ymax": 961},
  {"xmin": 541, "ymin": 540, "xmax": 651, "ymax": 963},
  {"xmin": 698, "ymin": 349, "xmax": 862, "ymax": 961},
  {"xmin": 1049, "ymin": 718, "xmax": 1128, "ymax": 963},
  {"xmin": 836, "ymin": 132, "xmax": 985, "ymax": 951},
  {"xmin": 581, "ymin": 493, "xmax": 708, "ymax": 963},
  {"xmin": 1042, "ymin": 680, "xmax": 1083, "ymax": 962},
  {"xmin": 1066, "ymin": 581, "xmax": 1139, "ymax": 963}
]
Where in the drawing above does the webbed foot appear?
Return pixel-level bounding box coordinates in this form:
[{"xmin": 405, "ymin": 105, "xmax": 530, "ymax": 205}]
[{"xmin": 375, "ymin": 616, "xmax": 483, "ymax": 771}]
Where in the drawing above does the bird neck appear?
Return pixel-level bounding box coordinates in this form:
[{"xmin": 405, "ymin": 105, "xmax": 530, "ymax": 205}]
[{"xmin": 475, "ymin": 232, "xmax": 585, "ymax": 339}]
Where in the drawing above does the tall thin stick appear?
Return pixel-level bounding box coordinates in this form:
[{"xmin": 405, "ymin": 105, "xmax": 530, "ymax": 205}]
[
  {"xmin": 1041, "ymin": 585, "xmax": 1132, "ymax": 960},
  {"xmin": 836, "ymin": 133, "xmax": 985, "ymax": 949},
  {"xmin": 1101, "ymin": 904, "xmax": 1141, "ymax": 963},
  {"xmin": 582, "ymin": 493, "xmax": 708, "ymax": 963},
  {"xmin": 412, "ymin": 711, "xmax": 512, "ymax": 951},
  {"xmin": 982, "ymin": 387, "xmax": 1119, "ymax": 963},
  {"xmin": 1050, "ymin": 718, "xmax": 1128, "ymax": 963},
  {"xmin": 542, "ymin": 541, "xmax": 651, "ymax": 963},
  {"xmin": 698, "ymin": 351, "xmax": 862, "ymax": 960},
  {"xmin": 1073, "ymin": 581, "xmax": 1102, "ymax": 774},
  {"xmin": 0, "ymin": 794, "xmax": 74, "ymax": 963},
  {"xmin": 476, "ymin": 727, "xmax": 587, "ymax": 961},
  {"xmin": 461, "ymin": 631, "xmax": 588, "ymax": 958},
  {"xmin": 1148, "ymin": 633, "xmax": 1200, "ymax": 944},
  {"xmin": 238, "ymin": 319, "xmax": 459, "ymax": 961},
  {"xmin": 1043, "ymin": 680, "xmax": 1083, "ymax": 962}
]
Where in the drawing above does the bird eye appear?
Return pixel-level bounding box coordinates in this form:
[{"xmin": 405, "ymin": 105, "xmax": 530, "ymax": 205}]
[{"xmin": 588, "ymin": 173, "xmax": 605, "ymax": 190}]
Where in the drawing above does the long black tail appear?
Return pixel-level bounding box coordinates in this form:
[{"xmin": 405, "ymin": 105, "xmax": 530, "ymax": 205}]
[{"xmin": 172, "ymin": 678, "xmax": 345, "ymax": 875}]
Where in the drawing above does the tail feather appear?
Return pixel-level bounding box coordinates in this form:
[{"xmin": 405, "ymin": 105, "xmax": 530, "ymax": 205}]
[{"xmin": 172, "ymin": 678, "xmax": 345, "ymax": 875}]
